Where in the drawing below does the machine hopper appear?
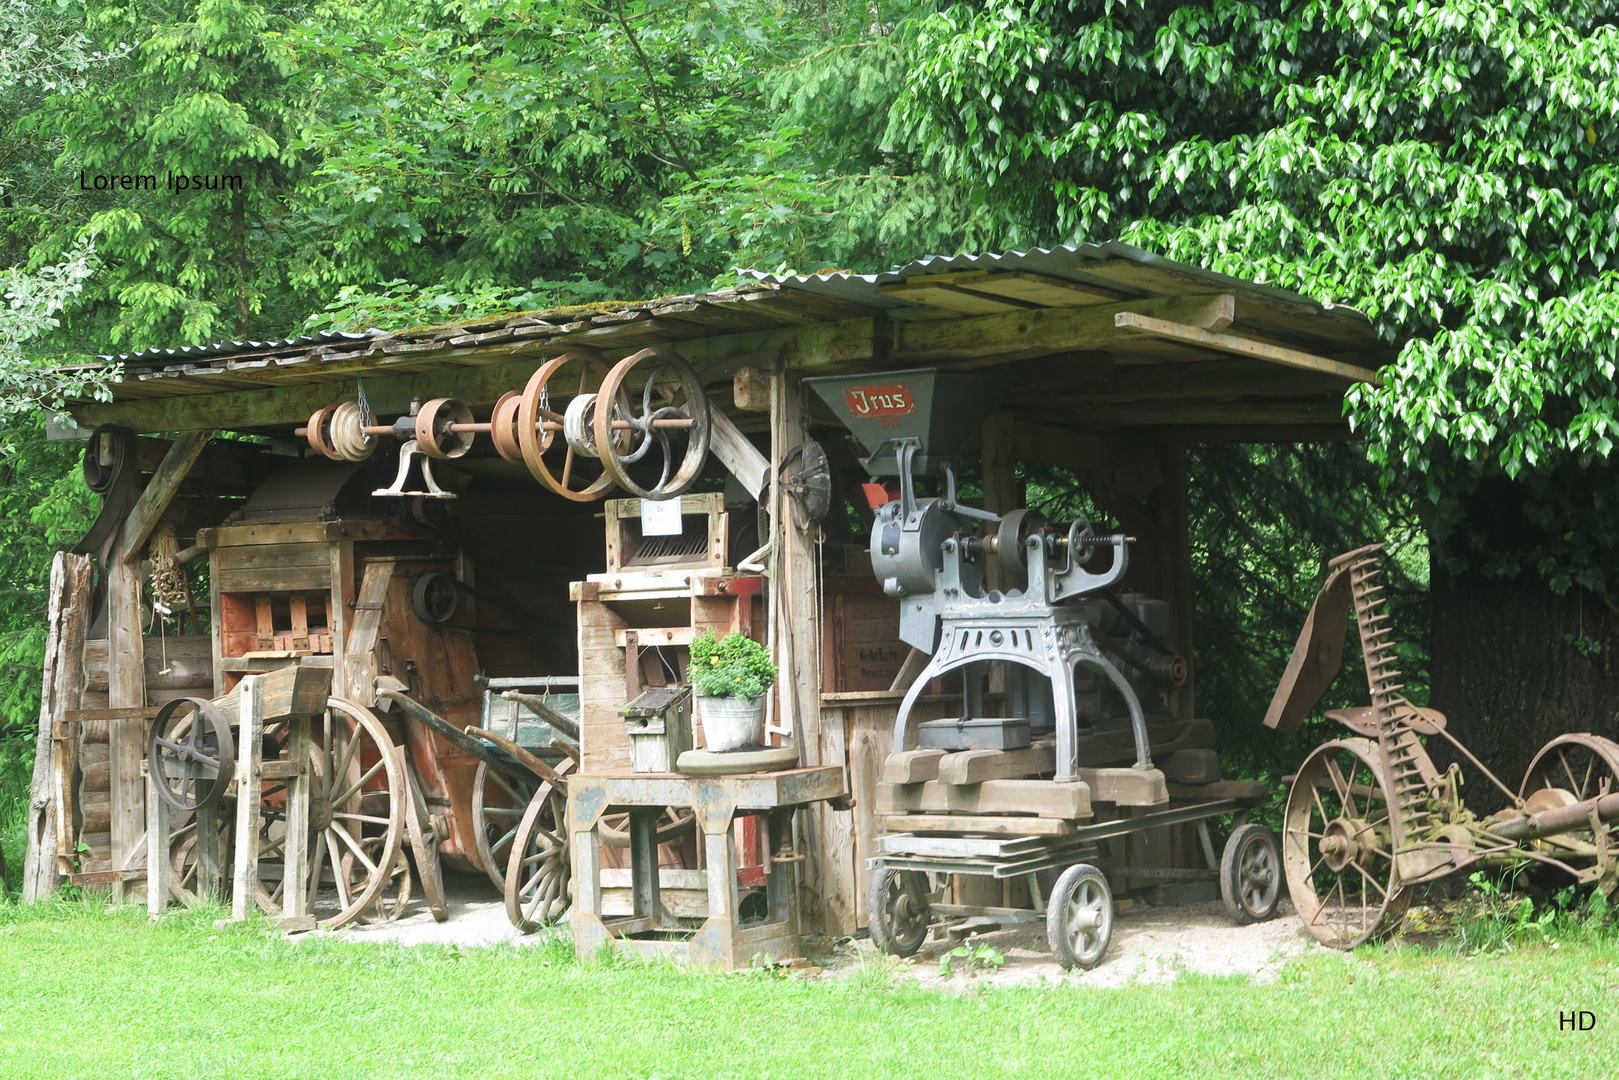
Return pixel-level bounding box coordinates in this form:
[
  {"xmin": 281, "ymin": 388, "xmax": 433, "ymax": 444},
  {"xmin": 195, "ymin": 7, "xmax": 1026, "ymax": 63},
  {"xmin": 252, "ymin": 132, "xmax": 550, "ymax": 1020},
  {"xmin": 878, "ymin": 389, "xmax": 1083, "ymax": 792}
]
[{"xmin": 805, "ymin": 367, "xmax": 1011, "ymax": 476}]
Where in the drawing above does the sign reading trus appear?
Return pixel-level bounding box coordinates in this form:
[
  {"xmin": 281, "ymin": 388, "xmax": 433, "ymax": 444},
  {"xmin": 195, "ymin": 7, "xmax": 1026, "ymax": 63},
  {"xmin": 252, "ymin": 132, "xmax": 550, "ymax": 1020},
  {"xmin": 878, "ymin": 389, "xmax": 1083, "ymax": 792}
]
[{"xmin": 841, "ymin": 384, "xmax": 916, "ymax": 429}]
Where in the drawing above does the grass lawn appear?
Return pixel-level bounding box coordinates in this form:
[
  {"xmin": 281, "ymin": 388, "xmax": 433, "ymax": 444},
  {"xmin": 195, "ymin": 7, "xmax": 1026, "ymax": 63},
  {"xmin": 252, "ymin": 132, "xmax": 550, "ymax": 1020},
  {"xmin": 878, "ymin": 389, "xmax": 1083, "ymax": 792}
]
[{"xmin": 0, "ymin": 899, "xmax": 1614, "ymax": 1080}]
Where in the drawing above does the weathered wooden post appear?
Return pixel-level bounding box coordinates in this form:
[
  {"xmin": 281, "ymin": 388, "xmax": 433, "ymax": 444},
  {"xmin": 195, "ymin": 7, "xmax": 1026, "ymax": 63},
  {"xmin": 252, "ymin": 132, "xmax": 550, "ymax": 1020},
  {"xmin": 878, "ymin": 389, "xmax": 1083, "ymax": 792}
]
[
  {"xmin": 23, "ymin": 552, "xmax": 92, "ymax": 901},
  {"xmin": 228, "ymin": 674, "xmax": 264, "ymax": 922}
]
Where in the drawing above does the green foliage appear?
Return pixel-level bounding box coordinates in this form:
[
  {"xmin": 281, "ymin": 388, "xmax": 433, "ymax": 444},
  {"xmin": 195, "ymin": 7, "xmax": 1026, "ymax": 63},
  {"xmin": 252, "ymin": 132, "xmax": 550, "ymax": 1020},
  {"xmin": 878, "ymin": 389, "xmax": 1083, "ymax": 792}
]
[
  {"xmin": 689, "ymin": 628, "xmax": 776, "ymax": 699},
  {"xmin": 1451, "ymin": 871, "xmax": 1617, "ymax": 955},
  {"xmin": 883, "ymin": 1, "xmax": 1619, "ymax": 598},
  {"xmin": 937, "ymin": 942, "xmax": 1005, "ymax": 977}
]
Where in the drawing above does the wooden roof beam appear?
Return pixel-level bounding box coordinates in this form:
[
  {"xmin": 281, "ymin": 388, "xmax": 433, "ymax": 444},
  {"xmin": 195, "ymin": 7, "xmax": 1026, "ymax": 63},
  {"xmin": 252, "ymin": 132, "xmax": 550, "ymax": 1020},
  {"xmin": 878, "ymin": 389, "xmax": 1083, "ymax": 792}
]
[{"xmin": 1111, "ymin": 313, "xmax": 1382, "ymax": 385}]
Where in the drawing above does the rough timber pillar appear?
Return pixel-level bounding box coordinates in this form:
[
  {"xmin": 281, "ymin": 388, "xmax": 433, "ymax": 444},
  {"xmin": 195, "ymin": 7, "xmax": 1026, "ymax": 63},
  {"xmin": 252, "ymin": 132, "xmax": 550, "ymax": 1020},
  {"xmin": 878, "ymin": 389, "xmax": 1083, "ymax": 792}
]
[
  {"xmin": 23, "ymin": 552, "xmax": 92, "ymax": 900},
  {"xmin": 107, "ymin": 527, "xmax": 146, "ymax": 897},
  {"xmin": 771, "ymin": 365, "xmax": 854, "ymax": 933}
]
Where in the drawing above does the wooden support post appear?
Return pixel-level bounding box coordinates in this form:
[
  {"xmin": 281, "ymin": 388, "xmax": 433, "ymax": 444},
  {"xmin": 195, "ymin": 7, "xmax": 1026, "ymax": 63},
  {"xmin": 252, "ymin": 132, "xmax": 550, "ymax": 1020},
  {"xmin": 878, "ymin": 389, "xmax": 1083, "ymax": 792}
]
[
  {"xmin": 118, "ymin": 430, "xmax": 213, "ymax": 564},
  {"xmin": 229, "ymin": 675, "xmax": 264, "ymax": 921},
  {"xmin": 195, "ymin": 802, "xmax": 223, "ymax": 902},
  {"xmin": 145, "ymin": 764, "xmax": 170, "ymax": 917},
  {"xmin": 282, "ymin": 714, "xmax": 312, "ymax": 920},
  {"xmin": 1158, "ymin": 444, "xmax": 1195, "ymax": 722},
  {"xmin": 107, "ymin": 532, "xmax": 146, "ymax": 901},
  {"xmin": 24, "ymin": 552, "xmax": 91, "ymax": 901}
]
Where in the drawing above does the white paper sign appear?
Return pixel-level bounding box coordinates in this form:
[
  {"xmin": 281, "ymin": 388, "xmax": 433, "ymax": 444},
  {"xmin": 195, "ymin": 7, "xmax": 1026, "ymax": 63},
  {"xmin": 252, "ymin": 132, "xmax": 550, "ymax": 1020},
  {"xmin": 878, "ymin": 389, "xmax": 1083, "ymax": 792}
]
[{"xmin": 641, "ymin": 498, "xmax": 682, "ymax": 536}]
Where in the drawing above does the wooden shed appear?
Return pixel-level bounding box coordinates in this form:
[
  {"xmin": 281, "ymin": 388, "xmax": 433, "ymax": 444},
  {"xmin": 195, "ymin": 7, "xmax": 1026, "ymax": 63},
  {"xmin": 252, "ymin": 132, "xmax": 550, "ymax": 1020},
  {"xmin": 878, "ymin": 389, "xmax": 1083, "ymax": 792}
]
[{"xmin": 29, "ymin": 242, "xmax": 1392, "ymax": 936}]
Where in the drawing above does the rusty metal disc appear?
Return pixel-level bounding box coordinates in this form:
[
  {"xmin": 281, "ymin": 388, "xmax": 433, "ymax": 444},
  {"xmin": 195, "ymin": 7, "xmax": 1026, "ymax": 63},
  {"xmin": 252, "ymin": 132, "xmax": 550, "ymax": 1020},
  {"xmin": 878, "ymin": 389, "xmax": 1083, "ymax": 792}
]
[
  {"xmin": 516, "ymin": 353, "xmax": 615, "ymax": 502},
  {"xmin": 307, "ymin": 404, "xmax": 343, "ymax": 460},
  {"xmin": 415, "ymin": 397, "xmax": 474, "ymax": 459},
  {"xmin": 147, "ymin": 697, "xmax": 236, "ymax": 812},
  {"xmin": 329, "ymin": 401, "xmax": 375, "ymax": 461},
  {"xmin": 592, "ymin": 346, "xmax": 712, "ymax": 500},
  {"xmin": 490, "ymin": 391, "xmax": 524, "ymax": 465}
]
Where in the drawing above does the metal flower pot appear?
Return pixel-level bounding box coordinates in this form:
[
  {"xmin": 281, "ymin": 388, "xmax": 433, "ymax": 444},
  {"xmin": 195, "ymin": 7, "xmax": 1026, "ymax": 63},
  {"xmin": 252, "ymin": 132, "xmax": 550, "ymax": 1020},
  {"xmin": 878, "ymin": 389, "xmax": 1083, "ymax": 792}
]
[{"xmin": 698, "ymin": 693, "xmax": 764, "ymax": 752}]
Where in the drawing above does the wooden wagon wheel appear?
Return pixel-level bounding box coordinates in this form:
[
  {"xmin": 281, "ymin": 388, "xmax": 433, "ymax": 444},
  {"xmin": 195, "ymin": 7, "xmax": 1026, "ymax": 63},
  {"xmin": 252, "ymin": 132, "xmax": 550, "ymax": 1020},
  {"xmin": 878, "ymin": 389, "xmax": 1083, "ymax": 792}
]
[
  {"xmin": 1519, "ymin": 733, "xmax": 1619, "ymax": 869},
  {"xmin": 358, "ymin": 847, "xmax": 414, "ymax": 924},
  {"xmin": 147, "ymin": 697, "xmax": 235, "ymax": 812},
  {"xmin": 402, "ymin": 752, "xmax": 449, "ymax": 923},
  {"xmin": 505, "ymin": 759, "xmax": 575, "ymax": 932},
  {"xmin": 250, "ymin": 698, "xmax": 405, "ymax": 930},
  {"xmin": 167, "ymin": 810, "xmax": 233, "ymax": 905},
  {"xmin": 598, "ymin": 806, "xmax": 696, "ymax": 848},
  {"xmin": 1283, "ymin": 738, "xmax": 1410, "ymax": 948},
  {"xmin": 516, "ymin": 352, "xmax": 616, "ymax": 501},
  {"xmin": 592, "ymin": 346, "xmax": 712, "ymax": 500},
  {"xmin": 472, "ymin": 760, "xmax": 537, "ymax": 894}
]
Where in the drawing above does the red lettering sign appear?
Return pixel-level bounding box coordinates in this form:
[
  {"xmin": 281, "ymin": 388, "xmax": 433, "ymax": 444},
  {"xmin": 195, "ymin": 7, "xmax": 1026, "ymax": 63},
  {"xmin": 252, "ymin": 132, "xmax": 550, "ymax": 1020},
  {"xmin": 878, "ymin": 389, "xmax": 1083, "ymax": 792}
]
[{"xmin": 843, "ymin": 384, "xmax": 915, "ymax": 419}]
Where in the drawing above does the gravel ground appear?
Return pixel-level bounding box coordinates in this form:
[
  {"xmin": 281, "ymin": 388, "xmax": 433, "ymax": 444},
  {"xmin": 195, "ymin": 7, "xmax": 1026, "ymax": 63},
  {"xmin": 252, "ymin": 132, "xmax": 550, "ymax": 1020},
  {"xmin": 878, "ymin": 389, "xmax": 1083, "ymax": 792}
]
[{"xmin": 322, "ymin": 873, "xmax": 1322, "ymax": 987}]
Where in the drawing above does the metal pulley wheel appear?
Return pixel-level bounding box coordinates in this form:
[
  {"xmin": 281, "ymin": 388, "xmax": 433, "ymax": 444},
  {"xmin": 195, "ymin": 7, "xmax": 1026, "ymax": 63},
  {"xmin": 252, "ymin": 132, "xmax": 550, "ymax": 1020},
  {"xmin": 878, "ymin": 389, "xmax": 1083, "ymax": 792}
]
[
  {"xmin": 307, "ymin": 401, "xmax": 374, "ymax": 461},
  {"xmin": 82, "ymin": 424, "xmax": 134, "ymax": 494},
  {"xmin": 993, "ymin": 507, "xmax": 1049, "ymax": 580},
  {"xmin": 591, "ymin": 346, "xmax": 712, "ymax": 500},
  {"xmin": 147, "ymin": 697, "xmax": 236, "ymax": 812},
  {"xmin": 415, "ymin": 397, "xmax": 474, "ymax": 459},
  {"xmin": 563, "ymin": 393, "xmax": 605, "ymax": 458},
  {"xmin": 490, "ymin": 391, "xmax": 525, "ymax": 465},
  {"xmin": 516, "ymin": 352, "xmax": 616, "ymax": 502},
  {"xmin": 411, "ymin": 572, "xmax": 459, "ymax": 624}
]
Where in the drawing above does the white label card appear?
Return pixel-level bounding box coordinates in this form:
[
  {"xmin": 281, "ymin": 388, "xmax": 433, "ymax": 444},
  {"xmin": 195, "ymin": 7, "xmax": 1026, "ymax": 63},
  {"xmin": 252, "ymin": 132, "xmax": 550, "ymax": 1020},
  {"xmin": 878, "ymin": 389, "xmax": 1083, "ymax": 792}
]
[{"xmin": 641, "ymin": 498, "xmax": 683, "ymax": 536}]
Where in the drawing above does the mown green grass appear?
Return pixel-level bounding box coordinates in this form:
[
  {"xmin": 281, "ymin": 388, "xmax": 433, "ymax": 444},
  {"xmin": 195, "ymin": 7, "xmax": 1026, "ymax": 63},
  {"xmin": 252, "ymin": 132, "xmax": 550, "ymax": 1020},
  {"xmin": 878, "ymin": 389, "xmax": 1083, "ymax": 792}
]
[{"xmin": 0, "ymin": 898, "xmax": 1614, "ymax": 1080}]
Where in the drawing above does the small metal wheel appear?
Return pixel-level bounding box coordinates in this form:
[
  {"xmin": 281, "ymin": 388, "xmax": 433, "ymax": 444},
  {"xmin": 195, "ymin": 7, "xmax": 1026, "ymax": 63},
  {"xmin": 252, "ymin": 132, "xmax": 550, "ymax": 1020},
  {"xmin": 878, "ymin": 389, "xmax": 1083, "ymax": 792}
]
[
  {"xmin": 1284, "ymin": 738, "xmax": 1409, "ymax": 948},
  {"xmin": 472, "ymin": 760, "xmax": 537, "ymax": 894},
  {"xmin": 147, "ymin": 697, "xmax": 235, "ymax": 812},
  {"xmin": 402, "ymin": 752, "xmax": 448, "ymax": 923},
  {"xmin": 505, "ymin": 760, "xmax": 575, "ymax": 932},
  {"xmin": 410, "ymin": 572, "xmax": 458, "ymax": 624},
  {"xmin": 516, "ymin": 351, "xmax": 616, "ymax": 502},
  {"xmin": 1221, "ymin": 823, "xmax": 1282, "ymax": 924},
  {"xmin": 489, "ymin": 391, "xmax": 525, "ymax": 465},
  {"xmin": 1520, "ymin": 733, "xmax": 1619, "ymax": 873},
  {"xmin": 1048, "ymin": 863, "xmax": 1113, "ymax": 970},
  {"xmin": 867, "ymin": 867, "xmax": 932, "ymax": 956},
  {"xmin": 414, "ymin": 397, "xmax": 475, "ymax": 459},
  {"xmin": 592, "ymin": 346, "xmax": 712, "ymax": 500}
]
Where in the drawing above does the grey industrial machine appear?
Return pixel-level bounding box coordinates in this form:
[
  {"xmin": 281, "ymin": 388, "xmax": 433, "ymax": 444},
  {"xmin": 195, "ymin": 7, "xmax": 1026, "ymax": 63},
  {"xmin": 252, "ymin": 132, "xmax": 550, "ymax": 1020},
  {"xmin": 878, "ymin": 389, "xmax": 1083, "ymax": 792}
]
[{"xmin": 807, "ymin": 368, "xmax": 1188, "ymax": 782}]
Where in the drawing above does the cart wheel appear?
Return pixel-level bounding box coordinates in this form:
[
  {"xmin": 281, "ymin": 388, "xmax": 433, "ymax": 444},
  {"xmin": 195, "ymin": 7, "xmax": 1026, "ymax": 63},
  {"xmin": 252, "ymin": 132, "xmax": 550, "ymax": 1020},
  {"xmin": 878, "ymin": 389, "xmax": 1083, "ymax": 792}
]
[
  {"xmin": 867, "ymin": 867, "xmax": 931, "ymax": 957},
  {"xmin": 505, "ymin": 760, "xmax": 575, "ymax": 932},
  {"xmin": 1048, "ymin": 864, "xmax": 1113, "ymax": 970},
  {"xmin": 472, "ymin": 760, "xmax": 537, "ymax": 894},
  {"xmin": 167, "ymin": 810, "xmax": 233, "ymax": 905},
  {"xmin": 1220, "ymin": 823, "xmax": 1282, "ymax": 924},
  {"xmin": 357, "ymin": 848, "xmax": 414, "ymax": 924},
  {"xmin": 402, "ymin": 753, "xmax": 448, "ymax": 923}
]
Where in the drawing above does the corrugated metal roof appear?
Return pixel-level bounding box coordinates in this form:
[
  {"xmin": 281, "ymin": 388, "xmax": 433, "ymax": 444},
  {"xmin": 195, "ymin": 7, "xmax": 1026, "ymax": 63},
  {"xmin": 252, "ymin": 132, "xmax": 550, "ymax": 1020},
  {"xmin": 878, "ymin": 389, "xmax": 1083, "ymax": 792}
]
[
  {"xmin": 750, "ymin": 241, "xmax": 1369, "ymax": 322},
  {"xmin": 100, "ymin": 328, "xmax": 387, "ymax": 365}
]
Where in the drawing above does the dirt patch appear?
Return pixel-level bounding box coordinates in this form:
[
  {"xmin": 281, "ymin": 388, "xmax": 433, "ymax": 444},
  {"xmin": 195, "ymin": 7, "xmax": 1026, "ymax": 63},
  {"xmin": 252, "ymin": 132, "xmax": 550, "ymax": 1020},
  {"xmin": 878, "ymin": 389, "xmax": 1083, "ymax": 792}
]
[
  {"xmin": 319, "ymin": 874, "xmax": 1323, "ymax": 986},
  {"xmin": 812, "ymin": 898, "xmax": 1324, "ymax": 989}
]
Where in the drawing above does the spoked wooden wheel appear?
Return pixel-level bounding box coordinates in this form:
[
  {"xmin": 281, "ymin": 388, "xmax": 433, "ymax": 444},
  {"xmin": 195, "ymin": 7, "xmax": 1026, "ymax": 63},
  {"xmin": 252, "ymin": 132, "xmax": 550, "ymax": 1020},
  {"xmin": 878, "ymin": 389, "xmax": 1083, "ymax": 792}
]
[
  {"xmin": 1048, "ymin": 863, "xmax": 1114, "ymax": 970},
  {"xmin": 472, "ymin": 760, "xmax": 537, "ymax": 893},
  {"xmin": 358, "ymin": 848, "xmax": 413, "ymax": 924},
  {"xmin": 167, "ymin": 810, "xmax": 232, "ymax": 905},
  {"xmin": 403, "ymin": 753, "xmax": 448, "ymax": 923},
  {"xmin": 1284, "ymin": 738, "xmax": 1409, "ymax": 948},
  {"xmin": 516, "ymin": 351, "xmax": 616, "ymax": 501},
  {"xmin": 867, "ymin": 867, "xmax": 933, "ymax": 957},
  {"xmin": 295, "ymin": 698, "xmax": 407, "ymax": 929},
  {"xmin": 505, "ymin": 759, "xmax": 575, "ymax": 932},
  {"xmin": 598, "ymin": 806, "xmax": 697, "ymax": 849},
  {"xmin": 147, "ymin": 697, "xmax": 235, "ymax": 812},
  {"xmin": 592, "ymin": 346, "xmax": 712, "ymax": 499}
]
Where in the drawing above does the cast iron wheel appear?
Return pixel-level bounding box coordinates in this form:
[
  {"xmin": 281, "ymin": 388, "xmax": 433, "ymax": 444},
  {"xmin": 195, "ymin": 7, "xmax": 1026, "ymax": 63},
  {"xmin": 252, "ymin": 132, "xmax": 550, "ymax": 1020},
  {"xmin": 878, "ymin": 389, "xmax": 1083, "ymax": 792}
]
[
  {"xmin": 147, "ymin": 697, "xmax": 235, "ymax": 812},
  {"xmin": 591, "ymin": 346, "xmax": 712, "ymax": 500},
  {"xmin": 1284, "ymin": 738, "xmax": 1409, "ymax": 948},
  {"xmin": 1220, "ymin": 823, "xmax": 1282, "ymax": 924},
  {"xmin": 1519, "ymin": 733, "xmax": 1619, "ymax": 872},
  {"xmin": 1048, "ymin": 863, "xmax": 1113, "ymax": 970},
  {"xmin": 516, "ymin": 352, "xmax": 616, "ymax": 501},
  {"xmin": 867, "ymin": 867, "xmax": 931, "ymax": 956}
]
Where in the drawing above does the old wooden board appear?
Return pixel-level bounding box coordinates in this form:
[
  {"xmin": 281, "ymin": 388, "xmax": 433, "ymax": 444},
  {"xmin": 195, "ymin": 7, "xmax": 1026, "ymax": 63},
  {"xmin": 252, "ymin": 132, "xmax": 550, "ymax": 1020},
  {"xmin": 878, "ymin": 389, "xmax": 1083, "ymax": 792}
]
[
  {"xmin": 876, "ymin": 779, "xmax": 1092, "ymax": 819},
  {"xmin": 24, "ymin": 552, "xmax": 91, "ymax": 899}
]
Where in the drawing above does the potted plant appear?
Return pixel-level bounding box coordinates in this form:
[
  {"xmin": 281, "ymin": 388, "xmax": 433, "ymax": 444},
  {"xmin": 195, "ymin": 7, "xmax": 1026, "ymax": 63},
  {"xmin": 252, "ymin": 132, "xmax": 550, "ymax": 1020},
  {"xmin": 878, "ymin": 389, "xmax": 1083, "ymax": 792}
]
[{"xmin": 689, "ymin": 629, "xmax": 777, "ymax": 751}]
